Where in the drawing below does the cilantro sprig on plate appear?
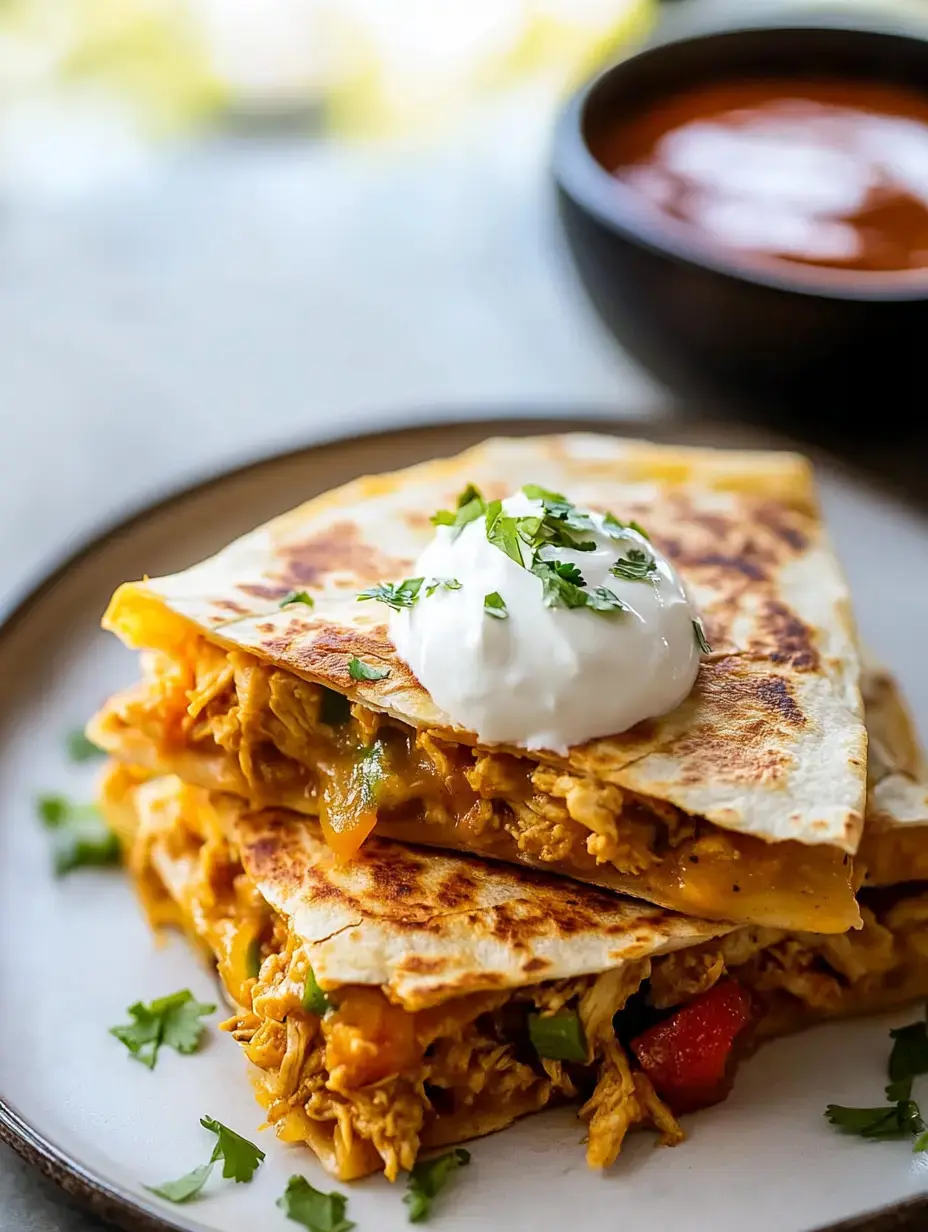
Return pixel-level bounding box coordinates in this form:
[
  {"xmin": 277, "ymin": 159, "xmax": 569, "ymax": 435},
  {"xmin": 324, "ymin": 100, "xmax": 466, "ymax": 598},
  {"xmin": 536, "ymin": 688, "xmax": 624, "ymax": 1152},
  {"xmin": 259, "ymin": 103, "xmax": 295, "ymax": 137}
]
[
  {"xmin": 404, "ymin": 1148, "xmax": 471, "ymax": 1223},
  {"xmin": 278, "ymin": 1175, "xmax": 355, "ymax": 1232},
  {"xmin": 826, "ymin": 1009, "xmax": 928, "ymax": 1151},
  {"xmin": 147, "ymin": 1116, "xmax": 265, "ymax": 1203},
  {"xmin": 36, "ymin": 795, "xmax": 121, "ymax": 875},
  {"xmin": 110, "ymin": 990, "xmax": 216, "ymax": 1070}
]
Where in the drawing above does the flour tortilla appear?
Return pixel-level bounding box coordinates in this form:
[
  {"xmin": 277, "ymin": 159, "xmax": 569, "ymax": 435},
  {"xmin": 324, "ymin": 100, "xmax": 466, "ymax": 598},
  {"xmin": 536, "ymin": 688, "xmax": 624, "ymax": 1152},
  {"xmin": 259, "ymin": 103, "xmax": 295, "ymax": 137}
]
[{"xmin": 102, "ymin": 433, "xmax": 866, "ymax": 852}]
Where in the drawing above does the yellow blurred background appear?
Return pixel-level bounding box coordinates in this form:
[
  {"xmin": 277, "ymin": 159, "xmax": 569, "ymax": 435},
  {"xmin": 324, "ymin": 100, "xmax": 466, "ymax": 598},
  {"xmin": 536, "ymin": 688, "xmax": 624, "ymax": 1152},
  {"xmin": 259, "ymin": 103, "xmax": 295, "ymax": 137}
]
[{"xmin": 0, "ymin": 0, "xmax": 654, "ymax": 142}]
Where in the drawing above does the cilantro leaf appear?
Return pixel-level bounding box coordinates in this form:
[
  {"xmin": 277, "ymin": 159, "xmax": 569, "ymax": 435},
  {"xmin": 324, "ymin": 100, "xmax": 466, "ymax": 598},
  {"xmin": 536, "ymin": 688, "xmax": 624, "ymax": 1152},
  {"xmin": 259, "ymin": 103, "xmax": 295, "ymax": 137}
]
[
  {"xmin": 357, "ymin": 579, "xmax": 424, "ymax": 611},
  {"xmin": 886, "ymin": 1078, "xmax": 913, "ymax": 1102},
  {"xmin": 530, "ymin": 562, "xmax": 626, "ymax": 616},
  {"xmin": 485, "ymin": 501, "xmax": 530, "ymax": 567},
  {"xmin": 66, "ymin": 729, "xmax": 104, "ymax": 763},
  {"xmin": 110, "ymin": 990, "xmax": 216, "ymax": 1070},
  {"xmin": 889, "ymin": 1020, "xmax": 928, "ymax": 1087},
  {"xmin": 36, "ymin": 796, "xmax": 120, "ymax": 875},
  {"xmin": 522, "ymin": 483, "xmax": 566, "ymax": 503},
  {"xmin": 280, "ymin": 591, "xmax": 315, "ymax": 609},
  {"xmin": 147, "ymin": 1163, "xmax": 215, "ymax": 1204},
  {"xmin": 825, "ymin": 1105, "xmax": 908, "ymax": 1139},
  {"xmin": 423, "ymin": 577, "xmax": 462, "ymax": 597},
  {"xmin": 347, "ymin": 656, "xmax": 390, "ymax": 682},
  {"xmin": 200, "ymin": 1116, "xmax": 265, "ymax": 1183},
  {"xmin": 610, "ymin": 547, "xmax": 657, "ymax": 582},
  {"xmin": 586, "ymin": 586, "xmax": 627, "ymax": 614},
  {"xmin": 303, "ymin": 966, "xmax": 332, "ymax": 1017},
  {"xmin": 603, "ymin": 512, "xmax": 650, "ymax": 541},
  {"xmin": 531, "ymin": 560, "xmax": 589, "ymax": 610},
  {"xmin": 147, "ymin": 1117, "xmax": 264, "ymax": 1203},
  {"xmin": 483, "ymin": 591, "xmax": 508, "ymax": 619},
  {"xmin": 547, "ymin": 559, "xmax": 584, "ymax": 587},
  {"xmin": 431, "ymin": 485, "xmax": 486, "ymax": 535},
  {"xmin": 278, "ymin": 1175, "xmax": 355, "ymax": 1232},
  {"xmin": 404, "ymin": 1149, "xmax": 471, "ymax": 1223},
  {"xmin": 357, "ymin": 741, "xmax": 386, "ymax": 810},
  {"xmin": 693, "ymin": 619, "xmax": 712, "ymax": 654}
]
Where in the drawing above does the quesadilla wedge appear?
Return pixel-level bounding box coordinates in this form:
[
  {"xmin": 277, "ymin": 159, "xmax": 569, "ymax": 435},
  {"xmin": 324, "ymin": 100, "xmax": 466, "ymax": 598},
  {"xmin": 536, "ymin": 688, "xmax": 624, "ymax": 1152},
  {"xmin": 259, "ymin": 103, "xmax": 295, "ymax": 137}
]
[
  {"xmin": 104, "ymin": 768, "xmax": 738, "ymax": 1181},
  {"xmin": 100, "ymin": 755, "xmax": 928, "ymax": 1184},
  {"xmin": 90, "ymin": 434, "xmax": 866, "ymax": 933}
]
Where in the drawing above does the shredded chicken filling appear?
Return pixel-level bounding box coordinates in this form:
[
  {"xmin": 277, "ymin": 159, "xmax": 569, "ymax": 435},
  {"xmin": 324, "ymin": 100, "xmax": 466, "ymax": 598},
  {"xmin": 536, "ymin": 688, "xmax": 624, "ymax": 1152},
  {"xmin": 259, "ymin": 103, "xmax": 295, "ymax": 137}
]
[
  {"xmin": 95, "ymin": 634, "xmax": 857, "ymax": 931},
  {"xmin": 113, "ymin": 767, "xmax": 683, "ymax": 1181},
  {"xmin": 650, "ymin": 889, "xmax": 928, "ymax": 1033}
]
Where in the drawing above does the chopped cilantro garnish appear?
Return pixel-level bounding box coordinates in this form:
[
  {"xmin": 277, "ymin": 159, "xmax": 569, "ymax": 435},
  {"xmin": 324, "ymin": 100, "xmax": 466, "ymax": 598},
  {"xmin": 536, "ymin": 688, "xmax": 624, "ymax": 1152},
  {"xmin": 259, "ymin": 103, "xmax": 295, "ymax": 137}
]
[
  {"xmin": 693, "ymin": 619, "xmax": 712, "ymax": 654},
  {"xmin": 347, "ymin": 656, "xmax": 390, "ymax": 682},
  {"xmin": 889, "ymin": 1020, "xmax": 928, "ymax": 1088},
  {"xmin": 36, "ymin": 795, "xmax": 120, "ymax": 876},
  {"xmin": 357, "ymin": 741, "xmax": 386, "ymax": 810},
  {"xmin": 547, "ymin": 559, "xmax": 584, "ymax": 586},
  {"xmin": 528, "ymin": 1010, "xmax": 588, "ymax": 1062},
  {"xmin": 483, "ymin": 591, "xmax": 508, "ymax": 619},
  {"xmin": 147, "ymin": 1116, "xmax": 265, "ymax": 1203},
  {"xmin": 826, "ymin": 1009, "xmax": 928, "ymax": 1152},
  {"xmin": 66, "ymin": 728, "xmax": 104, "ymax": 763},
  {"xmin": 303, "ymin": 966, "xmax": 332, "ymax": 1017},
  {"xmin": 319, "ymin": 687, "xmax": 351, "ymax": 727},
  {"xmin": 603, "ymin": 512, "xmax": 650, "ymax": 541},
  {"xmin": 110, "ymin": 990, "xmax": 215, "ymax": 1070},
  {"xmin": 585, "ymin": 586, "xmax": 627, "ymax": 613},
  {"xmin": 280, "ymin": 590, "xmax": 315, "ymax": 609},
  {"xmin": 610, "ymin": 547, "xmax": 657, "ymax": 582},
  {"xmin": 531, "ymin": 559, "xmax": 589, "ymax": 610},
  {"xmin": 530, "ymin": 561, "xmax": 625, "ymax": 616},
  {"xmin": 522, "ymin": 482, "xmax": 567, "ymax": 501},
  {"xmin": 423, "ymin": 577, "xmax": 462, "ymax": 597},
  {"xmin": 404, "ymin": 1148, "xmax": 471, "ymax": 1223},
  {"xmin": 485, "ymin": 500, "xmax": 531, "ymax": 567},
  {"xmin": 357, "ymin": 578, "xmax": 424, "ymax": 611},
  {"xmin": 277, "ymin": 1175, "xmax": 355, "ymax": 1232},
  {"xmin": 431, "ymin": 485, "xmax": 486, "ymax": 535},
  {"xmin": 825, "ymin": 1104, "xmax": 916, "ymax": 1140}
]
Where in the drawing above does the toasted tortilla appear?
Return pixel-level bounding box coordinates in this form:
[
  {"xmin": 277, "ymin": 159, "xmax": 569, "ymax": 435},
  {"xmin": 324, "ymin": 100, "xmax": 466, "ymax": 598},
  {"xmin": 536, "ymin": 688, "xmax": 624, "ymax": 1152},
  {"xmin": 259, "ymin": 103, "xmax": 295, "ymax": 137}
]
[
  {"xmin": 233, "ymin": 807, "xmax": 736, "ymax": 1010},
  {"xmin": 101, "ymin": 433, "xmax": 866, "ymax": 852}
]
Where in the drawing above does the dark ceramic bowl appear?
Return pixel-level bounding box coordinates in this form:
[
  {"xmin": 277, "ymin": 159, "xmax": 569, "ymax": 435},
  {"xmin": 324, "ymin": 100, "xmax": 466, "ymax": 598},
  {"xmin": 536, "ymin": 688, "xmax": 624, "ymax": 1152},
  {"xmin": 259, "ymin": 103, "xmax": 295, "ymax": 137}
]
[{"xmin": 552, "ymin": 16, "xmax": 928, "ymax": 427}]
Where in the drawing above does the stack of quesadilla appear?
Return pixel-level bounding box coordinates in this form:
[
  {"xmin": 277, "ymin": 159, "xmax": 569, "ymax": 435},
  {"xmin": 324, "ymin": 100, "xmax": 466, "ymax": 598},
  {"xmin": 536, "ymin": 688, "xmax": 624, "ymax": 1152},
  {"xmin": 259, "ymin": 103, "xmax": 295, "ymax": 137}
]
[{"xmin": 90, "ymin": 434, "xmax": 928, "ymax": 1182}]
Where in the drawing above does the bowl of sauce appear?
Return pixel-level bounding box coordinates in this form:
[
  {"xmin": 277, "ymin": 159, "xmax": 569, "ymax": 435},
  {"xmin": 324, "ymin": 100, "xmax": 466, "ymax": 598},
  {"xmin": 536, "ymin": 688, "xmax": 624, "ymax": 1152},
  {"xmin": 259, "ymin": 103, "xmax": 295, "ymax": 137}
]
[{"xmin": 553, "ymin": 16, "xmax": 928, "ymax": 428}]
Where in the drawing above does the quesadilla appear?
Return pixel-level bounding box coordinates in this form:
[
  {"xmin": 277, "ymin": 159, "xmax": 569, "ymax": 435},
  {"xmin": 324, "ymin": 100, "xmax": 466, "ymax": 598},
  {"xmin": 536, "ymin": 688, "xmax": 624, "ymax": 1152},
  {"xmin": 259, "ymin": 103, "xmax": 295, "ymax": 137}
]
[
  {"xmin": 104, "ymin": 767, "xmax": 736, "ymax": 1180},
  {"xmin": 100, "ymin": 751, "xmax": 928, "ymax": 1184},
  {"xmin": 90, "ymin": 434, "xmax": 867, "ymax": 933}
]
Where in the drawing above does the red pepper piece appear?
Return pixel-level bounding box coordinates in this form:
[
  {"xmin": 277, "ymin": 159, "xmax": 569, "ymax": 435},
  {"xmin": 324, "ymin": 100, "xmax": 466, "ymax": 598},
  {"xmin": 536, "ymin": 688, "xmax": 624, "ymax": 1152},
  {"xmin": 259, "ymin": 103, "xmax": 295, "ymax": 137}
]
[{"xmin": 629, "ymin": 978, "xmax": 756, "ymax": 1114}]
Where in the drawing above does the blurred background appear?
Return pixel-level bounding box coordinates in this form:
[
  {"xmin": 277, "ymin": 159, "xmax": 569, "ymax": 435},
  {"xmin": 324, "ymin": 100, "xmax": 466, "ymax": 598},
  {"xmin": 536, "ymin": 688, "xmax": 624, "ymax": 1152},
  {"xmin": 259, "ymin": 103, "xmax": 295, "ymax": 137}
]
[{"xmin": 2, "ymin": 0, "xmax": 926, "ymax": 597}]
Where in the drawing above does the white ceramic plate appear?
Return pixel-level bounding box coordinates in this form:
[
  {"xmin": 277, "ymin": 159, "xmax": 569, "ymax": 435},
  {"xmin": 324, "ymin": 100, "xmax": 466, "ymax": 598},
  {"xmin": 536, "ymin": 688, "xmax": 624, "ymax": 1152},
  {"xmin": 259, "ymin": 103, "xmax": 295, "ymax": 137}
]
[{"xmin": 3, "ymin": 419, "xmax": 928, "ymax": 1232}]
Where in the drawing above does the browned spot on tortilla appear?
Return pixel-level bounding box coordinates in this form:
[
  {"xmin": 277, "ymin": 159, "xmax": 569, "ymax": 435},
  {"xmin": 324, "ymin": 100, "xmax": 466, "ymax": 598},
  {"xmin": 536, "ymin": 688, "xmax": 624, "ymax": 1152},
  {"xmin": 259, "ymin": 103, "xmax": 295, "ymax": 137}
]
[
  {"xmin": 435, "ymin": 869, "xmax": 480, "ymax": 909},
  {"xmin": 257, "ymin": 621, "xmax": 276, "ymax": 634},
  {"xmin": 274, "ymin": 520, "xmax": 413, "ymax": 589},
  {"xmin": 754, "ymin": 502, "xmax": 811, "ymax": 554},
  {"xmin": 521, "ymin": 956, "xmax": 549, "ymax": 973},
  {"xmin": 404, "ymin": 510, "xmax": 433, "ymax": 531},
  {"xmin": 401, "ymin": 955, "xmax": 449, "ymax": 974},
  {"xmin": 212, "ymin": 598, "xmax": 249, "ymax": 615},
  {"xmin": 240, "ymin": 581, "xmax": 293, "ymax": 601},
  {"xmin": 755, "ymin": 599, "xmax": 820, "ymax": 671}
]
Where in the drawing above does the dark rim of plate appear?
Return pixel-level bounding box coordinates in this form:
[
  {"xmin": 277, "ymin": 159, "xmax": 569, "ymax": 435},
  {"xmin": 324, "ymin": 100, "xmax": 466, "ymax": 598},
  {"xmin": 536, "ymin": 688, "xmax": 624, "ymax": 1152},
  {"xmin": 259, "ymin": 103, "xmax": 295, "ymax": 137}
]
[{"xmin": 1, "ymin": 414, "xmax": 927, "ymax": 1232}]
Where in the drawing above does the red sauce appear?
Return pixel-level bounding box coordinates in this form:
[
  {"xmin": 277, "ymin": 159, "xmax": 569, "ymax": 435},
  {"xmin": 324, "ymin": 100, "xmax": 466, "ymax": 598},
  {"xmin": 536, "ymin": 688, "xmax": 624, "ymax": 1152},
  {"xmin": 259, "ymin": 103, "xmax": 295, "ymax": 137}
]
[{"xmin": 590, "ymin": 78, "xmax": 928, "ymax": 277}]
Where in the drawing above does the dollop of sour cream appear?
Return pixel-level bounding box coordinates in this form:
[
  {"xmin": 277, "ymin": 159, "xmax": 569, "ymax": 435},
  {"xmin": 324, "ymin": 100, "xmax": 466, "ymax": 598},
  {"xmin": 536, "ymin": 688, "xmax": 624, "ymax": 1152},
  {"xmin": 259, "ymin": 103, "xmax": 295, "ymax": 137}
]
[{"xmin": 389, "ymin": 491, "xmax": 702, "ymax": 753}]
